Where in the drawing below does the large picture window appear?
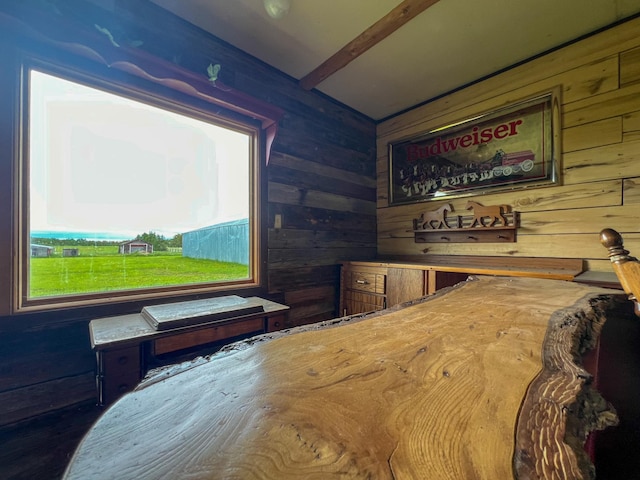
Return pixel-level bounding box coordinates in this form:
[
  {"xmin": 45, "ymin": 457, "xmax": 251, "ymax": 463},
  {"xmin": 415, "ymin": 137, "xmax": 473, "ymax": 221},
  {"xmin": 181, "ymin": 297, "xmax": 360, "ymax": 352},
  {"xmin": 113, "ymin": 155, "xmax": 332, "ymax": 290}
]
[{"xmin": 17, "ymin": 61, "xmax": 262, "ymax": 311}]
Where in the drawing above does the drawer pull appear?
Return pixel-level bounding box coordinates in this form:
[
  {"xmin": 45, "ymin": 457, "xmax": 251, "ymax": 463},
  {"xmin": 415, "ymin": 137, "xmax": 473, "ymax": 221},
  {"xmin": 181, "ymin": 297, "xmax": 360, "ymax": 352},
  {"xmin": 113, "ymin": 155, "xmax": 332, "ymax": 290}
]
[{"xmin": 355, "ymin": 279, "xmax": 369, "ymax": 284}]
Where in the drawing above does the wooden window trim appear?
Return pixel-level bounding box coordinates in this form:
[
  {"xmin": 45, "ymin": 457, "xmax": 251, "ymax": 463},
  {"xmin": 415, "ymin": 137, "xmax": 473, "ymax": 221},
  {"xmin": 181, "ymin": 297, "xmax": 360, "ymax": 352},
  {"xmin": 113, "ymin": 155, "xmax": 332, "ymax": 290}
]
[{"xmin": 0, "ymin": 8, "xmax": 281, "ymax": 316}]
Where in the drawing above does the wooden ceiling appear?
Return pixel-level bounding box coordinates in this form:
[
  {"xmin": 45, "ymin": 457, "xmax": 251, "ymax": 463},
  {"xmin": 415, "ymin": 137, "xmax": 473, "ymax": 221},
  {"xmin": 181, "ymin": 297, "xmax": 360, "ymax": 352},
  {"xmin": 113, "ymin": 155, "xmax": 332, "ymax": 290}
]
[{"xmin": 151, "ymin": 0, "xmax": 640, "ymax": 120}]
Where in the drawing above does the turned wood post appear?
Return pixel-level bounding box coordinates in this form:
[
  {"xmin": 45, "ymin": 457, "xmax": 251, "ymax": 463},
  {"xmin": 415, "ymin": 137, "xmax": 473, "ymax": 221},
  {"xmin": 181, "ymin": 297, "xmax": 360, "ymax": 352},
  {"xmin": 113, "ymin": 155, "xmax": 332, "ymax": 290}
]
[{"xmin": 600, "ymin": 228, "xmax": 640, "ymax": 316}]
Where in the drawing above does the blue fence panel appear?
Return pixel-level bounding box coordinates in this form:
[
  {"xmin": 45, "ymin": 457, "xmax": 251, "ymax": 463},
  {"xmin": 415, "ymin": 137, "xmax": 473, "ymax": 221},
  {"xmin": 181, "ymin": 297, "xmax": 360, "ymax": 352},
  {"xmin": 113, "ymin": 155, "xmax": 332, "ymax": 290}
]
[{"xmin": 182, "ymin": 219, "xmax": 249, "ymax": 265}]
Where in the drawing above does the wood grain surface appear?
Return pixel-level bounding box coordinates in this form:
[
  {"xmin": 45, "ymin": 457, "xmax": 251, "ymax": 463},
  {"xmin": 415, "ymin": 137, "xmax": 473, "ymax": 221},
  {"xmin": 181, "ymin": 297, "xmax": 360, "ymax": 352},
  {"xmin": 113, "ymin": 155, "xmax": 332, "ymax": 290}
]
[{"xmin": 64, "ymin": 276, "xmax": 621, "ymax": 480}]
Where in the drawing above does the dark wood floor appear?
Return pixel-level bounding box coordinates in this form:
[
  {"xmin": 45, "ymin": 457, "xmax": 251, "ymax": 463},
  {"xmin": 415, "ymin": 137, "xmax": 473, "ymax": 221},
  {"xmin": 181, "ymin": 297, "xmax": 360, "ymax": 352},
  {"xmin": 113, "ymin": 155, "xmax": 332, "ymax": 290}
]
[{"xmin": 0, "ymin": 401, "xmax": 103, "ymax": 480}]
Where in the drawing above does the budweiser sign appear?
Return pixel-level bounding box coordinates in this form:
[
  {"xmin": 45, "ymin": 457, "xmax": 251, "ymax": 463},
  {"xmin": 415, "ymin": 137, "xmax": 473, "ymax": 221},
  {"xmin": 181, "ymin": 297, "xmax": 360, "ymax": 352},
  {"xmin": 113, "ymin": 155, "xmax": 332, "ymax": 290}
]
[{"xmin": 388, "ymin": 91, "xmax": 559, "ymax": 205}]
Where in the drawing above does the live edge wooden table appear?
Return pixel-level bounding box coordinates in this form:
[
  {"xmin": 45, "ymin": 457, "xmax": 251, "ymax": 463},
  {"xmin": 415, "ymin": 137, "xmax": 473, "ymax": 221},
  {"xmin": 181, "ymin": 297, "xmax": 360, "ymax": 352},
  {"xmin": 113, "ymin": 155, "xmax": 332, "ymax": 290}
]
[
  {"xmin": 68, "ymin": 276, "xmax": 637, "ymax": 479},
  {"xmin": 89, "ymin": 296, "xmax": 289, "ymax": 406}
]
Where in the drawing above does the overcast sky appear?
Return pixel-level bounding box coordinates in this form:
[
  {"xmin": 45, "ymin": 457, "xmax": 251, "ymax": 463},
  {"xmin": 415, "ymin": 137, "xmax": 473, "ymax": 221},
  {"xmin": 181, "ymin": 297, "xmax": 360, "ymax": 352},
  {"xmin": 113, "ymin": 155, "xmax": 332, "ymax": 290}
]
[{"xmin": 29, "ymin": 70, "xmax": 251, "ymax": 239}]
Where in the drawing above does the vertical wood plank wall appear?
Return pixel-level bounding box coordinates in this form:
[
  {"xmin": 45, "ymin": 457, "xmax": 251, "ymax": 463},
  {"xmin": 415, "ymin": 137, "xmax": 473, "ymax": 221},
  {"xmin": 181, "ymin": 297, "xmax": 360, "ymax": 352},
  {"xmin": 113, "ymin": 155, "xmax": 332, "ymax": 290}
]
[
  {"xmin": 376, "ymin": 17, "xmax": 640, "ymax": 273},
  {"xmin": 0, "ymin": 0, "xmax": 376, "ymax": 430}
]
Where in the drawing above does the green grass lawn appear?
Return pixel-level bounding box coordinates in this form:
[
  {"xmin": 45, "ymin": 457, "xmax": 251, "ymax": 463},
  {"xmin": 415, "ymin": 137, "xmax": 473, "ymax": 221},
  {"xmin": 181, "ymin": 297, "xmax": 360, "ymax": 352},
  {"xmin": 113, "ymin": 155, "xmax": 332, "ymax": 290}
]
[{"xmin": 30, "ymin": 251, "xmax": 249, "ymax": 297}]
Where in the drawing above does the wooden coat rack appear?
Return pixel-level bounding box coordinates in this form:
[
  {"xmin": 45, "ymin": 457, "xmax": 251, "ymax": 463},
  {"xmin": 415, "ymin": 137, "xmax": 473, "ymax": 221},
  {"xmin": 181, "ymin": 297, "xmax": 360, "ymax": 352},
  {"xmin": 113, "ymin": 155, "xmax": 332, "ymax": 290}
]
[{"xmin": 413, "ymin": 202, "xmax": 518, "ymax": 243}]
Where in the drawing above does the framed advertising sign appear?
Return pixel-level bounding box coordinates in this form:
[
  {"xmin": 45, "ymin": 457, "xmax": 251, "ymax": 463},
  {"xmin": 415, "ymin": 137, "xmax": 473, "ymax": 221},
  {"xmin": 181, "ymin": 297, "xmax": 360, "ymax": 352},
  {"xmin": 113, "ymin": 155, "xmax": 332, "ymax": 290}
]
[{"xmin": 388, "ymin": 89, "xmax": 561, "ymax": 205}]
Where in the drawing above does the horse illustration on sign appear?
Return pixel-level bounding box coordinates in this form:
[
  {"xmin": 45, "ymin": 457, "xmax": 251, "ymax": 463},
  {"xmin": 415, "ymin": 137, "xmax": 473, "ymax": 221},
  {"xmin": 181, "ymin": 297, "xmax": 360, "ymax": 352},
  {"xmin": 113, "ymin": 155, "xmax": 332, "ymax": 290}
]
[
  {"xmin": 418, "ymin": 203, "xmax": 453, "ymax": 229},
  {"xmin": 465, "ymin": 201, "xmax": 511, "ymax": 227}
]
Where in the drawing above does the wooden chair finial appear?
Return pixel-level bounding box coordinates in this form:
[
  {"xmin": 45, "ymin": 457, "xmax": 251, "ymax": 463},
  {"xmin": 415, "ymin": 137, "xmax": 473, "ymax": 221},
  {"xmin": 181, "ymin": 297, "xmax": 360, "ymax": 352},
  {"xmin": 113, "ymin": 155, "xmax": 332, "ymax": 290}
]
[
  {"xmin": 600, "ymin": 228, "xmax": 640, "ymax": 316},
  {"xmin": 600, "ymin": 228, "xmax": 629, "ymax": 259}
]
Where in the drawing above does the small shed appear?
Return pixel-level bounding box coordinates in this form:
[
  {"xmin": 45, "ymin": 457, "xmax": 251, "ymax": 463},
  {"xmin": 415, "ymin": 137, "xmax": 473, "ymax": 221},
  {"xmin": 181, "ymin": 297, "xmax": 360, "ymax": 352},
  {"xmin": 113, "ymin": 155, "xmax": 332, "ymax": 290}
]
[
  {"xmin": 63, "ymin": 248, "xmax": 79, "ymax": 257},
  {"xmin": 119, "ymin": 240, "xmax": 153, "ymax": 254},
  {"xmin": 31, "ymin": 244, "xmax": 54, "ymax": 257}
]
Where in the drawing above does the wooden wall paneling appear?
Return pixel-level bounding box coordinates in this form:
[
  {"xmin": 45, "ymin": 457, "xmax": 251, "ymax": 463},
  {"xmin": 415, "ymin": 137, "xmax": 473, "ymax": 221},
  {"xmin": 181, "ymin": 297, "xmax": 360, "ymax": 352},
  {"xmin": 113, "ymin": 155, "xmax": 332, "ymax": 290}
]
[
  {"xmin": 0, "ymin": 372, "xmax": 96, "ymax": 426},
  {"xmin": 284, "ymin": 285, "xmax": 338, "ymax": 327},
  {"xmin": 377, "ymin": 180, "xmax": 622, "ymax": 241},
  {"xmin": 286, "ymin": 303, "xmax": 338, "ymax": 327},
  {"xmin": 233, "ymin": 66, "xmax": 376, "ymax": 143},
  {"xmin": 272, "ymin": 128, "xmax": 374, "ymax": 177},
  {"xmin": 269, "ymin": 229, "xmax": 376, "ymax": 250},
  {"xmin": 378, "ymin": 233, "xmax": 640, "ymax": 260},
  {"xmin": 519, "ymin": 206, "xmax": 638, "ymax": 235},
  {"xmin": 377, "ymin": 54, "xmax": 620, "ymax": 147},
  {"xmin": 381, "ymin": 204, "xmax": 635, "ymax": 243},
  {"xmin": 268, "ymin": 265, "xmax": 340, "ymax": 293},
  {"xmin": 285, "ymin": 15, "xmax": 640, "ymax": 335},
  {"xmin": 268, "ymin": 160, "xmax": 375, "ymax": 203},
  {"xmin": 269, "ymin": 152, "xmax": 377, "ymax": 192},
  {"xmin": 0, "ymin": 323, "xmax": 94, "ymax": 392},
  {"xmin": 563, "ymin": 138, "xmax": 640, "ymax": 185},
  {"xmin": 624, "ymin": 111, "xmax": 640, "ymax": 132},
  {"xmin": 269, "ymin": 203, "xmax": 377, "ymax": 233},
  {"xmin": 377, "ymin": 17, "xmax": 640, "ymax": 138},
  {"xmin": 562, "ymin": 117, "xmax": 622, "ymax": 152},
  {"xmin": 376, "ymin": 73, "xmax": 624, "ymax": 160},
  {"xmin": 560, "ymin": 55, "xmax": 619, "ymax": 103},
  {"xmin": 269, "ymin": 247, "xmax": 377, "ymax": 269},
  {"xmin": 375, "ymin": 56, "xmax": 625, "ymax": 208},
  {"xmin": 623, "ymin": 109, "xmax": 640, "ymax": 143},
  {"xmin": 376, "ymin": 155, "xmax": 390, "ymax": 207},
  {"xmin": 268, "ymin": 182, "xmax": 376, "ymax": 215},
  {"xmin": 277, "ymin": 113, "xmax": 375, "ymax": 161},
  {"xmin": 623, "ymin": 177, "xmax": 640, "ymax": 204},
  {"xmin": 625, "ymin": 129, "xmax": 640, "ymax": 143},
  {"xmin": 620, "ymin": 46, "xmax": 640, "ymax": 86},
  {"xmin": 585, "ymin": 259, "xmax": 617, "ymax": 273},
  {"xmin": 562, "ymin": 82, "xmax": 640, "ymax": 128},
  {"xmin": 284, "ymin": 284, "xmax": 335, "ymax": 305}
]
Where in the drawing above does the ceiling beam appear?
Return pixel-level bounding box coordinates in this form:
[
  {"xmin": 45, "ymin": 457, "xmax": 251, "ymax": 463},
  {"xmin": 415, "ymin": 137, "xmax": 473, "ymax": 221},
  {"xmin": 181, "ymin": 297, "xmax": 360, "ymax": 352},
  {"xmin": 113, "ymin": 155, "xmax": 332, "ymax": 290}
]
[{"xmin": 299, "ymin": 0, "xmax": 441, "ymax": 91}]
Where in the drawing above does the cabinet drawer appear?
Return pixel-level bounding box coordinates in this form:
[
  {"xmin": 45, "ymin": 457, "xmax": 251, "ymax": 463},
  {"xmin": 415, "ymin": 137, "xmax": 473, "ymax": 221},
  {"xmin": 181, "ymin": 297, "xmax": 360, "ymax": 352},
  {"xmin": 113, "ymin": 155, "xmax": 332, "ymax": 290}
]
[
  {"xmin": 102, "ymin": 346, "xmax": 141, "ymax": 375},
  {"xmin": 101, "ymin": 371, "xmax": 141, "ymax": 404},
  {"xmin": 98, "ymin": 347, "xmax": 142, "ymax": 405},
  {"xmin": 343, "ymin": 290, "xmax": 385, "ymax": 315},
  {"xmin": 153, "ymin": 317, "xmax": 264, "ymax": 355},
  {"xmin": 267, "ymin": 314, "xmax": 285, "ymax": 332},
  {"xmin": 348, "ymin": 271, "xmax": 385, "ymax": 294}
]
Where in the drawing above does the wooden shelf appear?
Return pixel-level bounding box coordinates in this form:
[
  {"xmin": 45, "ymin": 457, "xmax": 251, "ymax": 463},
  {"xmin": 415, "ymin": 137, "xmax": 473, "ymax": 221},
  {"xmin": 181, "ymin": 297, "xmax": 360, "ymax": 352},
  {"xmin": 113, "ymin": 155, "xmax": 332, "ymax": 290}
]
[
  {"xmin": 346, "ymin": 256, "xmax": 584, "ymax": 281},
  {"xmin": 414, "ymin": 226, "xmax": 516, "ymax": 243}
]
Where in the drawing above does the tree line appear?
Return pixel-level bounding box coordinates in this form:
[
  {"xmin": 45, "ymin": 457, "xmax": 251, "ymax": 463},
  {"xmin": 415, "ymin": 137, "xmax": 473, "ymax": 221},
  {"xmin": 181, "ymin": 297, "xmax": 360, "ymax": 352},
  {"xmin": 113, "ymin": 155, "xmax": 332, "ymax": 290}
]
[{"xmin": 31, "ymin": 231, "xmax": 183, "ymax": 251}]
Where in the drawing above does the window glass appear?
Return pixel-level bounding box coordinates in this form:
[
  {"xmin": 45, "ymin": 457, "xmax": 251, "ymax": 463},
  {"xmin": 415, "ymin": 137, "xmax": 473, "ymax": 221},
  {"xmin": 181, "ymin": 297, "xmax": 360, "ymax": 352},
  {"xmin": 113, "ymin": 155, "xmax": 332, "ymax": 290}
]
[{"xmin": 25, "ymin": 69, "xmax": 256, "ymax": 303}]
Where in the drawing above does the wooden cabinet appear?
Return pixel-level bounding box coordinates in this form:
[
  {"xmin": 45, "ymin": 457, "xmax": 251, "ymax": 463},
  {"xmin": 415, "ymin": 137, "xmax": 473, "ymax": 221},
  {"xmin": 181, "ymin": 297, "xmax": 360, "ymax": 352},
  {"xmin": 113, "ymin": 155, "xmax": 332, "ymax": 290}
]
[
  {"xmin": 340, "ymin": 257, "xmax": 585, "ymax": 316},
  {"xmin": 97, "ymin": 345, "xmax": 142, "ymax": 405},
  {"xmin": 341, "ymin": 264, "xmax": 386, "ymax": 316},
  {"xmin": 90, "ymin": 297, "xmax": 289, "ymax": 405},
  {"xmin": 340, "ymin": 262, "xmax": 468, "ymax": 316}
]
